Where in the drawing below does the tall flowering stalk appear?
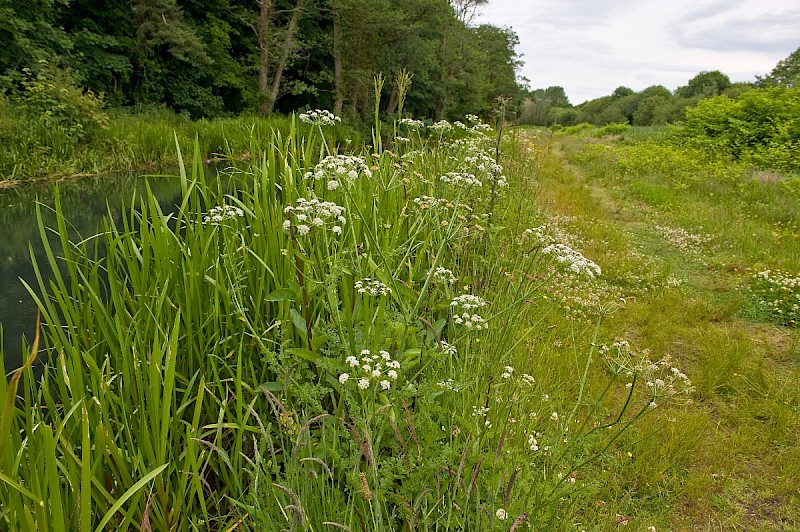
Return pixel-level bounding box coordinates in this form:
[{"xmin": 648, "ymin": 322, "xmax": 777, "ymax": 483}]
[
  {"xmin": 299, "ymin": 108, "xmax": 341, "ymax": 158},
  {"xmin": 283, "ymin": 197, "xmax": 347, "ymax": 347}
]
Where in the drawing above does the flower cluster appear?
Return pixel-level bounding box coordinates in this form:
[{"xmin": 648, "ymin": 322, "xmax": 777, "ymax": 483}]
[
  {"xmin": 463, "ymin": 151, "xmax": 507, "ymax": 188},
  {"xmin": 499, "ymin": 364, "xmax": 536, "ymax": 384},
  {"xmin": 542, "ymin": 243, "xmax": 602, "ymax": 278},
  {"xmin": 399, "ymin": 118, "xmax": 424, "ymax": 128},
  {"xmin": 653, "ymin": 224, "xmax": 712, "ymax": 255},
  {"xmin": 282, "ymin": 198, "xmax": 346, "ymax": 236},
  {"xmin": 519, "ymin": 226, "xmax": 546, "ymax": 245},
  {"xmin": 433, "ymin": 267, "xmax": 457, "ymax": 285},
  {"xmin": 750, "ymin": 269, "xmax": 800, "ymax": 326},
  {"xmin": 340, "ymin": 349, "xmax": 401, "ymax": 391},
  {"xmin": 450, "ymin": 294, "xmax": 488, "ymax": 330},
  {"xmin": 304, "ymin": 155, "xmax": 372, "ymax": 190},
  {"xmin": 203, "ymin": 204, "xmax": 244, "ymax": 224},
  {"xmin": 429, "ymin": 120, "xmax": 453, "ymax": 134},
  {"xmin": 299, "ymin": 109, "xmax": 341, "ymax": 126},
  {"xmin": 447, "ymin": 137, "xmax": 507, "ymax": 188},
  {"xmin": 440, "ymin": 172, "xmax": 482, "ymax": 188},
  {"xmin": 413, "ymin": 195, "xmax": 454, "ymax": 211},
  {"xmin": 600, "ymin": 341, "xmax": 694, "ymax": 405},
  {"xmin": 438, "ymin": 341, "xmax": 458, "ymax": 356},
  {"xmin": 601, "ymin": 341, "xmax": 653, "ymax": 376},
  {"xmin": 437, "ymin": 378, "xmax": 460, "ymax": 391},
  {"xmin": 465, "ymin": 114, "xmax": 492, "ymax": 132},
  {"xmin": 451, "ymin": 294, "xmax": 487, "ymax": 309},
  {"xmin": 354, "ymin": 278, "xmax": 391, "ymax": 297}
]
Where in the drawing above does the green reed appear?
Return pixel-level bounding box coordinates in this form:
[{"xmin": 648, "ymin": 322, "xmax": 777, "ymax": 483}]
[{"xmin": 0, "ymin": 107, "xmax": 693, "ymax": 531}]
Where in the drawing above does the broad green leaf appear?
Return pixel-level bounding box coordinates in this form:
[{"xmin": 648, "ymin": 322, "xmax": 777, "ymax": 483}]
[
  {"xmin": 286, "ymin": 348, "xmax": 319, "ymax": 363},
  {"xmin": 290, "ymin": 308, "xmax": 307, "ymax": 335},
  {"xmin": 265, "ymin": 288, "xmax": 298, "ymax": 302}
]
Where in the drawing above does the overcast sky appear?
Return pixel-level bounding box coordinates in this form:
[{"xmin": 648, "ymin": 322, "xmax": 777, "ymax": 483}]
[{"xmin": 475, "ymin": 0, "xmax": 799, "ymax": 104}]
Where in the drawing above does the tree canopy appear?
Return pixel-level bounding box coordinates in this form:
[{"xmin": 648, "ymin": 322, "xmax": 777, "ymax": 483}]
[
  {"xmin": 757, "ymin": 46, "xmax": 800, "ymax": 88},
  {"xmin": 0, "ymin": 0, "xmax": 525, "ymax": 119}
]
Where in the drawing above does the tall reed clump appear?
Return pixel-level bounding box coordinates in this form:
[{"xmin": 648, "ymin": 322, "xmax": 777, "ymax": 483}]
[{"xmin": 0, "ymin": 82, "xmax": 693, "ymax": 529}]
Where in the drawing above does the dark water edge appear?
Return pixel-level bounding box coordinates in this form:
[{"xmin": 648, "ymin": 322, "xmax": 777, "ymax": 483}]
[{"xmin": 0, "ymin": 166, "xmax": 223, "ymax": 374}]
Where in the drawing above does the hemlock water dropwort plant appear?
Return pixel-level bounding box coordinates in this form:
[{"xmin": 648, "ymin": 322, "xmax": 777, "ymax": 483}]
[
  {"xmin": 433, "ymin": 267, "xmax": 457, "ymax": 285},
  {"xmin": 450, "ymin": 294, "xmax": 489, "ymax": 330},
  {"xmin": 749, "ymin": 269, "xmax": 800, "ymax": 326},
  {"xmin": 340, "ymin": 350, "xmax": 401, "ymax": 392},
  {"xmin": 399, "ymin": 118, "xmax": 424, "ymax": 129},
  {"xmin": 203, "ymin": 204, "xmax": 245, "ymax": 224},
  {"xmin": 299, "ymin": 108, "xmax": 341, "ymax": 126},
  {"xmin": 600, "ymin": 340, "xmax": 695, "ymax": 406},
  {"xmin": 282, "ymin": 197, "xmax": 347, "ymax": 236},
  {"xmin": 354, "ymin": 278, "xmax": 391, "ymax": 297},
  {"xmin": 304, "ymin": 154, "xmax": 373, "ymax": 191},
  {"xmin": 541, "ymin": 243, "xmax": 602, "ymax": 279},
  {"xmin": 440, "ymin": 171, "xmax": 483, "ymax": 188}
]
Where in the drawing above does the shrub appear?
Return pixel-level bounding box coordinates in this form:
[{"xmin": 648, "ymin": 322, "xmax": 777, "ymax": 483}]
[
  {"xmin": 676, "ymin": 87, "xmax": 800, "ymax": 173},
  {"xmin": 593, "ymin": 122, "xmax": 629, "ymax": 137},
  {"xmin": 562, "ymin": 122, "xmax": 595, "ymax": 135},
  {"xmin": 19, "ymin": 61, "xmax": 109, "ymax": 143}
]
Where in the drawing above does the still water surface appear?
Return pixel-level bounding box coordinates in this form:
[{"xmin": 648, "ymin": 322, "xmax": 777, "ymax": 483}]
[{"xmin": 0, "ymin": 170, "xmax": 213, "ymax": 373}]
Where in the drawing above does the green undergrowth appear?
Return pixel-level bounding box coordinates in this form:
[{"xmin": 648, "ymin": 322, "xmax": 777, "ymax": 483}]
[
  {"xmin": 0, "ymin": 103, "xmax": 362, "ymax": 182},
  {"xmin": 0, "ymin": 106, "xmax": 698, "ymax": 531},
  {"xmin": 524, "ymin": 127, "xmax": 800, "ymax": 530}
]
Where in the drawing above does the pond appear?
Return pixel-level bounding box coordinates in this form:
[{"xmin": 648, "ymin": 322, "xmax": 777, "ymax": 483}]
[{"xmin": 0, "ymin": 168, "xmax": 222, "ymax": 374}]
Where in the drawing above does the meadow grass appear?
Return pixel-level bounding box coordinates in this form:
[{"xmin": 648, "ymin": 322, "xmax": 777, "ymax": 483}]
[{"xmin": 525, "ymin": 127, "xmax": 800, "ymax": 530}]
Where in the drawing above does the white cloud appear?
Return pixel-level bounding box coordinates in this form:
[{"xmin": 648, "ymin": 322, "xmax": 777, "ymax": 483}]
[{"xmin": 477, "ymin": 0, "xmax": 799, "ymax": 103}]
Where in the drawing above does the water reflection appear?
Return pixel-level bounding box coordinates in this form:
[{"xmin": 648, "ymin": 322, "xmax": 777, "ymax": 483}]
[{"xmin": 0, "ymin": 170, "xmax": 218, "ymax": 372}]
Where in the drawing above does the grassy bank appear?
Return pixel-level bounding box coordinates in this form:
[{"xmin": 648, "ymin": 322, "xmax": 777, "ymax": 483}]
[
  {"xmin": 2, "ymin": 110, "xmax": 797, "ymax": 529},
  {"xmin": 528, "ymin": 126, "xmax": 800, "ymax": 529},
  {"xmin": 0, "ymin": 104, "xmax": 701, "ymax": 530},
  {"xmin": 0, "ymin": 103, "xmax": 362, "ymax": 183}
]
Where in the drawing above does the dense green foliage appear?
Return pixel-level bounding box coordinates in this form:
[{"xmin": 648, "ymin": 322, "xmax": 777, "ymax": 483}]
[
  {"xmin": 0, "ymin": 101, "xmax": 704, "ymax": 529},
  {"xmin": 520, "ymin": 68, "xmax": 760, "ymax": 128},
  {"xmin": 0, "ymin": 96, "xmax": 363, "ymax": 180},
  {"xmin": 521, "ymin": 73, "xmax": 747, "ymax": 128},
  {"xmin": 0, "ymin": 0, "xmax": 524, "ymax": 120},
  {"xmin": 757, "ymin": 45, "xmax": 800, "ymax": 88},
  {"xmin": 674, "ymin": 86, "xmax": 800, "ymax": 173}
]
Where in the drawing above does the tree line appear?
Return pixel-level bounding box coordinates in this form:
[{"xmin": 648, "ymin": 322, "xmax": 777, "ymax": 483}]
[
  {"xmin": 520, "ymin": 46, "xmax": 800, "ymax": 128},
  {"xmin": 0, "ymin": 0, "xmax": 524, "ymax": 120}
]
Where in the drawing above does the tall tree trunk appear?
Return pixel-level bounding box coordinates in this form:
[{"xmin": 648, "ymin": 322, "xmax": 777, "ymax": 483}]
[
  {"xmin": 434, "ymin": 96, "xmax": 446, "ymax": 120},
  {"xmin": 332, "ymin": 3, "xmax": 344, "ymax": 115},
  {"xmin": 385, "ymin": 83, "xmax": 398, "ymax": 116},
  {"xmin": 265, "ymin": 0, "xmax": 306, "ymax": 115},
  {"xmin": 257, "ymin": 0, "xmax": 274, "ymax": 116},
  {"xmin": 348, "ymin": 86, "xmax": 358, "ymax": 114}
]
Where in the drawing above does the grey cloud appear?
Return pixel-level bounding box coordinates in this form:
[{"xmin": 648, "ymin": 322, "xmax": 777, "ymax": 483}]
[
  {"xmin": 671, "ymin": 8, "xmax": 800, "ymax": 53},
  {"xmin": 675, "ymin": 0, "xmax": 740, "ymax": 24},
  {"xmin": 499, "ymin": 0, "xmax": 639, "ymax": 27}
]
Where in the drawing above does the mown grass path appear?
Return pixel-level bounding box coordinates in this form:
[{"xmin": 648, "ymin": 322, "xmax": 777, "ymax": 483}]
[{"xmin": 528, "ymin": 132, "xmax": 800, "ymax": 531}]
